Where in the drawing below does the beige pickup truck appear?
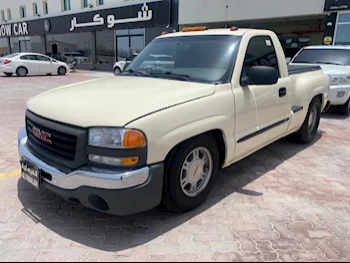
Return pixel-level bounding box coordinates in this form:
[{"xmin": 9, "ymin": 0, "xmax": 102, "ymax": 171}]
[{"xmin": 18, "ymin": 27, "xmax": 330, "ymax": 216}]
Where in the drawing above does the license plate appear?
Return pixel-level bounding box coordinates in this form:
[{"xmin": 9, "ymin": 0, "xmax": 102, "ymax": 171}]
[{"xmin": 21, "ymin": 161, "xmax": 40, "ymax": 190}]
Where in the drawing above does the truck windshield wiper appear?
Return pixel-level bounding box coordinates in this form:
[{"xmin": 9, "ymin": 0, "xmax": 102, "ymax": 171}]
[
  {"xmin": 316, "ymin": 61, "xmax": 343, "ymax": 66},
  {"xmin": 163, "ymin": 71, "xmax": 192, "ymax": 81}
]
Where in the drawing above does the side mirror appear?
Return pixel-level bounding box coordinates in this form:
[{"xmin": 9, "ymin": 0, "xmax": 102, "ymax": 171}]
[
  {"xmin": 241, "ymin": 66, "xmax": 279, "ymax": 86},
  {"xmin": 286, "ymin": 57, "xmax": 291, "ymax": 64}
]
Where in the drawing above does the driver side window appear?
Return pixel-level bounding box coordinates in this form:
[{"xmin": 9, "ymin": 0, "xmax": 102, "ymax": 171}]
[{"xmin": 241, "ymin": 36, "xmax": 281, "ymax": 80}]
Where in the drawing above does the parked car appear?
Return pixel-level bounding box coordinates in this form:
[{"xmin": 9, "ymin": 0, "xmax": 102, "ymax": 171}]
[
  {"xmin": 18, "ymin": 27, "xmax": 329, "ymax": 216},
  {"xmin": 290, "ymin": 45, "xmax": 350, "ymax": 115},
  {"xmin": 113, "ymin": 53, "xmax": 138, "ymax": 75},
  {"xmin": 0, "ymin": 53, "xmax": 70, "ymax": 77}
]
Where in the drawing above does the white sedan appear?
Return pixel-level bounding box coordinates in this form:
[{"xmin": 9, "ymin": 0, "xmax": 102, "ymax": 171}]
[{"xmin": 0, "ymin": 53, "xmax": 70, "ymax": 77}]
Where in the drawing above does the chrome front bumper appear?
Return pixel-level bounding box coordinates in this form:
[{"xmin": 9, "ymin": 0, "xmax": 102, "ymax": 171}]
[{"xmin": 18, "ymin": 127, "xmax": 150, "ymax": 190}]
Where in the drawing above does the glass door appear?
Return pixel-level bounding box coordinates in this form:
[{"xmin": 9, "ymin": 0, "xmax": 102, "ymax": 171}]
[{"xmin": 116, "ymin": 29, "xmax": 145, "ymax": 62}]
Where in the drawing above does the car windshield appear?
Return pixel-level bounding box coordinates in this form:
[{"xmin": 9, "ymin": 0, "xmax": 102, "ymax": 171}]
[
  {"xmin": 3, "ymin": 53, "xmax": 20, "ymax": 58},
  {"xmin": 292, "ymin": 48, "xmax": 350, "ymax": 66},
  {"xmin": 123, "ymin": 35, "xmax": 241, "ymax": 84}
]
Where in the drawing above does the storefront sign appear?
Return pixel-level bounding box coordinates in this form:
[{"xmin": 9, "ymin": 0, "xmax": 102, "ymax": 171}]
[
  {"xmin": 0, "ymin": 0, "xmax": 171, "ymax": 38},
  {"xmin": 0, "ymin": 22, "xmax": 29, "ymax": 37},
  {"xmin": 69, "ymin": 3, "xmax": 153, "ymax": 31},
  {"xmin": 324, "ymin": 0, "xmax": 350, "ymax": 12}
]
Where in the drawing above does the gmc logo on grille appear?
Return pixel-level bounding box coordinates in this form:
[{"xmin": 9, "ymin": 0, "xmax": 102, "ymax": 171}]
[{"xmin": 32, "ymin": 127, "xmax": 52, "ymax": 145}]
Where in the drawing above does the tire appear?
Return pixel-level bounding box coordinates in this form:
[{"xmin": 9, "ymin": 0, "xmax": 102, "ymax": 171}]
[
  {"xmin": 58, "ymin": 67, "xmax": 66, "ymax": 76},
  {"xmin": 114, "ymin": 67, "xmax": 121, "ymax": 76},
  {"xmin": 16, "ymin": 67, "xmax": 28, "ymax": 77},
  {"xmin": 339, "ymin": 98, "xmax": 350, "ymax": 116},
  {"xmin": 162, "ymin": 134, "xmax": 220, "ymax": 213},
  {"xmin": 4, "ymin": 73, "xmax": 13, "ymax": 77},
  {"xmin": 294, "ymin": 97, "xmax": 322, "ymax": 144}
]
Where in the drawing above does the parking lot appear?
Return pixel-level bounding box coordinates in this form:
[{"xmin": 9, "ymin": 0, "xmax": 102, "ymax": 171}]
[{"xmin": 0, "ymin": 73, "xmax": 350, "ymax": 262}]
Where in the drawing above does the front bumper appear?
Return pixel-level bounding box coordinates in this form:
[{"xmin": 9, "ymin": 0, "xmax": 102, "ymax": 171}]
[
  {"xmin": 18, "ymin": 127, "xmax": 164, "ymax": 215},
  {"xmin": 329, "ymin": 85, "xmax": 350, "ymax": 106}
]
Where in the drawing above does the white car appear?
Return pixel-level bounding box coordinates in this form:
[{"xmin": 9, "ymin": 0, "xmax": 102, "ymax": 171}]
[
  {"xmin": 0, "ymin": 53, "xmax": 70, "ymax": 77},
  {"xmin": 113, "ymin": 54, "xmax": 138, "ymax": 75},
  {"xmin": 290, "ymin": 45, "xmax": 350, "ymax": 115}
]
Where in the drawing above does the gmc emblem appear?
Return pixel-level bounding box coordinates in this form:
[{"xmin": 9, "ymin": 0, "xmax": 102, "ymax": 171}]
[{"xmin": 32, "ymin": 127, "xmax": 52, "ymax": 144}]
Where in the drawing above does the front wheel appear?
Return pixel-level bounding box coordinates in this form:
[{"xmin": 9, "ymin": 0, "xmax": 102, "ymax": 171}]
[
  {"xmin": 58, "ymin": 67, "xmax": 67, "ymax": 76},
  {"xmin": 339, "ymin": 98, "xmax": 350, "ymax": 116},
  {"xmin": 162, "ymin": 134, "xmax": 219, "ymax": 213},
  {"xmin": 114, "ymin": 67, "xmax": 121, "ymax": 76},
  {"xmin": 294, "ymin": 97, "xmax": 322, "ymax": 144}
]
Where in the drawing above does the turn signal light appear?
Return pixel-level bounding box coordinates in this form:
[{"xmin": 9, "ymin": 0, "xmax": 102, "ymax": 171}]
[
  {"xmin": 182, "ymin": 27, "xmax": 208, "ymax": 32},
  {"xmin": 121, "ymin": 157, "xmax": 140, "ymax": 166},
  {"xmin": 123, "ymin": 130, "xmax": 146, "ymax": 148},
  {"xmin": 4, "ymin": 59, "xmax": 12, "ymax": 65},
  {"xmin": 161, "ymin": 31, "xmax": 167, "ymax": 35}
]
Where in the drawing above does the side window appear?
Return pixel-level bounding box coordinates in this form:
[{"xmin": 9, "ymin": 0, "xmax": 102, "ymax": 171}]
[
  {"xmin": 35, "ymin": 55, "xmax": 51, "ymax": 62},
  {"xmin": 21, "ymin": 55, "xmax": 36, "ymax": 60},
  {"xmin": 241, "ymin": 36, "xmax": 280, "ymax": 80}
]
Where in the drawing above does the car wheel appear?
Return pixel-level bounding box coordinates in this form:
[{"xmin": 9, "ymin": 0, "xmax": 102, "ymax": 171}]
[
  {"xmin": 58, "ymin": 67, "xmax": 67, "ymax": 76},
  {"xmin": 114, "ymin": 67, "xmax": 122, "ymax": 76},
  {"xmin": 162, "ymin": 134, "xmax": 220, "ymax": 213},
  {"xmin": 16, "ymin": 67, "xmax": 28, "ymax": 77},
  {"xmin": 4, "ymin": 73, "xmax": 13, "ymax": 77},
  {"xmin": 339, "ymin": 98, "xmax": 350, "ymax": 116},
  {"xmin": 294, "ymin": 97, "xmax": 322, "ymax": 144}
]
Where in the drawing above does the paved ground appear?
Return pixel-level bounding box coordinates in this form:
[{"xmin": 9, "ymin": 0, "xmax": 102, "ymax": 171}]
[{"xmin": 0, "ymin": 73, "xmax": 350, "ymax": 262}]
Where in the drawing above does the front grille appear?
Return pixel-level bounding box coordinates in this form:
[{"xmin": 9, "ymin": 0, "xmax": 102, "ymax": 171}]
[{"xmin": 26, "ymin": 117, "xmax": 77, "ymax": 161}]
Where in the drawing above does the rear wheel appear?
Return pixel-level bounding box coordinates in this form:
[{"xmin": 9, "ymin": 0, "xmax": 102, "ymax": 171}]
[
  {"xmin": 294, "ymin": 97, "xmax": 322, "ymax": 144},
  {"xmin": 16, "ymin": 67, "xmax": 28, "ymax": 77},
  {"xmin": 58, "ymin": 67, "xmax": 66, "ymax": 76},
  {"xmin": 4, "ymin": 73, "xmax": 13, "ymax": 77},
  {"xmin": 162, "ymin": 134, "xmax": 219, "ymax": 213},
  {"xmin": 339, "ymin": 98, "xmax": 350, "ymax": 116}
]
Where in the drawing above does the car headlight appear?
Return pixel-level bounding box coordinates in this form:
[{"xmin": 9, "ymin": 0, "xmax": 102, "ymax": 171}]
[
  {"xmin": 89, "ymin": 128, "xmax": 146, "ymax": 149},
  {"xmin": 329, "ymin": 75, "xmax": 350, "ymax": 86}
]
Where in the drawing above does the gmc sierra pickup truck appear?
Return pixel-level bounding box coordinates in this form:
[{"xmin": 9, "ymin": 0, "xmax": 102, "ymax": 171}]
[{"xmin": 18, "ymin": 27, "xmax": 330, "ymax": 216}]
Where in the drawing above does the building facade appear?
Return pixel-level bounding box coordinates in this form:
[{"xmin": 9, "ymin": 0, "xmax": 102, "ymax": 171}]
[{"xmin": 0, "ymin": 0, "xmax": 179, "ymax": 70}]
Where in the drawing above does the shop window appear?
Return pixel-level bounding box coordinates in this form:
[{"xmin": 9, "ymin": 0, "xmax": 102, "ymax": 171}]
[
  {"xmin": 33, "ymin": 3, "xmax": 39, "ymax": 16},
  {"xmin": 0, "ymin": 38, "xmax": 10, "ymax": 57},
  {"xmin": 46, "ymin": 32, "xmax": 94, "ymax": 64},
  {"xmin": 83, "ymin": 0, "xmax": 88, "ymax": 8},
  {"xmin": 335, "ymin": 12, "xmax": 350, "ymax": 45},
  {"xmin": 116, "ymin": 29, "xmax": 145, "ymax": 61},
  {"xmin": 1, "ymin": 10, "xmax": 5, "ymax": 22},
  {"xmin": 96, "ymin": 30, "xmax": 115, "ymax": 65},
  {"xmin": 7, "ymin": 9, "xmax": 11, "ymax": 21},
  {"xmin": 43, "ymin": 1, "xmax": 48, "ymax": 15},
  {"xmin": 20, "ymin": 6, "xmax": 26, "ymax": 18},
  {"xmin": 97, "ymin": 0, "xmax": 104, "ymax": 6},
  {"xmin": 62, "ymin": 0, "xmax": 71, "ymax": 11}
]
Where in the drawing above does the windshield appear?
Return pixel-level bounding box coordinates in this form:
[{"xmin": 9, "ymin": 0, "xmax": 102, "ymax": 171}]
[
  {"xmin": 123, "ymin": 35, "xmax": 241, "ymax": 84},
  {"xmin": 292, "ymin": 48, "xmax": 350, "ymax": 66}
]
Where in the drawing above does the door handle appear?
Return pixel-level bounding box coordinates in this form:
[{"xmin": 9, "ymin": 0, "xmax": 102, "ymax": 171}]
[{"xmin": 279, "ymin": 87, "xmax": 287, "ymax": 97}]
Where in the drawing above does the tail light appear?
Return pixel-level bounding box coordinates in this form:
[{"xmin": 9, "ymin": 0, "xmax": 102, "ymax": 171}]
[{"xmin": 4, "ymin": 59, "xmax": 12, "ymax": 65}]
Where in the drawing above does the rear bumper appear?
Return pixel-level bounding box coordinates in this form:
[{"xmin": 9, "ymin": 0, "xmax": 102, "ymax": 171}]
[
  {"xmin": 0, "ymin": 65, "xmax": 15, "ymax": 73},
  {"xmin": 18, "ymin": 127, "xmax": 164, "ymax": 215},
  {"xmin": 329, "ymin": 85, "xmax": 350, "ymax": 106}
]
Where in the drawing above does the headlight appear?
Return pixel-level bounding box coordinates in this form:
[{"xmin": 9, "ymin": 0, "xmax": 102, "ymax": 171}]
[
  {"xmin": 329, "ymin": 75, "xmax": 350, "ymax": 86},
  {"xmin": 89, "ymin": 128, "xmax": 146, "ymax": 149}
]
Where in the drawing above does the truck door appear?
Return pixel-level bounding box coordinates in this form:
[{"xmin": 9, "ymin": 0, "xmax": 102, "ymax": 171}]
[{"xmin": 233, "ymin": 35, "xmax": 289, "ymax": 160}]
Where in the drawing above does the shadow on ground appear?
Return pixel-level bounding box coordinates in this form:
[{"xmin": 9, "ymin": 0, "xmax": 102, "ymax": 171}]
[
  {"xmin": 17, "ymin": 133, "xmax": 322, "ymax": 252},
  {"xmin": 322, "ymin": 106, "xmax": 349, "ymax": 120}
]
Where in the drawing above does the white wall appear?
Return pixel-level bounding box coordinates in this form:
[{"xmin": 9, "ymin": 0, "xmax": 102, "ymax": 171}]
[
  {"xmin": 0, "ymin": 0, "xmax": 161, "ymax": 24},
  {"xmin": 179, "ymin": 0, "xmax": 326, "ymax": 25}
]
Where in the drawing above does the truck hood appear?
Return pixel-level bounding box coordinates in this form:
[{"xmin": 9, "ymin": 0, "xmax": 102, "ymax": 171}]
[{"xmin": 27, "ymin": 76, "xmax": 215, "ymax": 127}]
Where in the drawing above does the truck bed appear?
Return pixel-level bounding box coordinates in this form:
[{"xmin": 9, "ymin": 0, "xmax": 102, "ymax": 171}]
[{"xmin": 288, "ymin": 65, "xmax": 322, "ymax": 75}]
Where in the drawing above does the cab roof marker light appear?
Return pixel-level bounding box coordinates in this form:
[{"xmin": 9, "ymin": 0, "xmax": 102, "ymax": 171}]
[{"xmin": 182, "ymin": 26, "xmax": 208, "ymax": 32}]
